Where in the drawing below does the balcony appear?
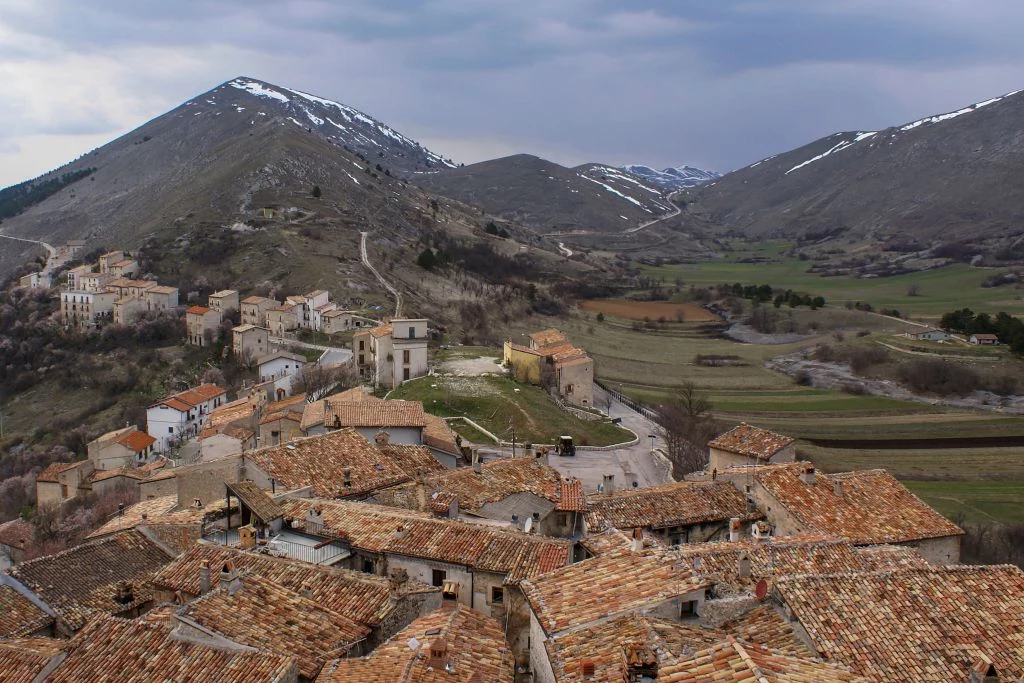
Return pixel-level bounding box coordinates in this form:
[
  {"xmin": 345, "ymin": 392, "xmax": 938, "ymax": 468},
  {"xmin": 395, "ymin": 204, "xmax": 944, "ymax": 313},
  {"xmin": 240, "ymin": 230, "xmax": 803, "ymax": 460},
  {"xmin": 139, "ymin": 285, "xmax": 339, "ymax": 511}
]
[{"xmin": 202, "ymin": 528, "xmax": 350, "ymax": 565}]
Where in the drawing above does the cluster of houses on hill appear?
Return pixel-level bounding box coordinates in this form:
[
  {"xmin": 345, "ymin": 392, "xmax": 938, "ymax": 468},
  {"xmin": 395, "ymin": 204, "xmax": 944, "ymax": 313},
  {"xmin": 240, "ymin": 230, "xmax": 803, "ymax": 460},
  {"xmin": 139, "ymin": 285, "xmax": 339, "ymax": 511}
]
[{"xmin": 4, "ymin": 415, "xmax": 1021, "ymax": 681}]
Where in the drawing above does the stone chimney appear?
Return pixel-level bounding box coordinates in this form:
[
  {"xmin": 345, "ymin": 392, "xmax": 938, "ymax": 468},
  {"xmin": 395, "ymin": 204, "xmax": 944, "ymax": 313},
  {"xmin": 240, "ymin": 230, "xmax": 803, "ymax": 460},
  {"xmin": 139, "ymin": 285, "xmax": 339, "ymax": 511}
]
[
  {"xmin": 342, "ymin": 467, "xmax": 352, "ymax": 489},
  {"xmin": 737, "ymin": 551, "xmax": 752, "ymax": 579},
  {"xmin": 388, "ymin": 567, "xmax": 409, "ymax": 597},
  {"xmin": 114, "ymin": 581, "xmax": 135, "ymax": 605},
  {"xmin": 624, "ymin": 644, "xmax": 658, "ymax": 681},
  {"xmin": 429, "ymin": 638, "xmax": 449, "ymax": 669},
  {"xmin": 299, "ymin": 584, "xmax": 313, "ymax": 600},
  {"xmin": 800, "ymin": 463, "xmax": 816, "ymax": 485},
  {"xmin": 631, "ymin": 527, "xmax": 644, "ymax": 552},
  {"xmin": 394, "ymin": 525, "xmax": 409, "ymax": 539},
  {"xmin": 472, "ymin": 451, "xmax": 482, "ymax": 474},
  {"xmin": 833, "ymin": 480, "xmax": 844, "ymax": 499},
  {"xmin": 199, "ymin": 560, "xmax": 211, "ymax": 595},
  {"xmin": 602, "ymin": 473, "xmax": 615, "ymax": 494},
  {"xmin": 375, "ymin": 430, "xmax": 390, "ymax": 447},
  {"xmin": 729, "ymin": 517, "xmax": 741, "ymax": 542},
  {"xmin": 306, "ymin": 506, "xmax": 324, "ymax": 530},
  {"xmin": 219, "ymin": 560, "xmax": 242, "ymax": 596},
  {"xmin": 581, "ymin": 659, "xmax": 596, "ymax": 679}
]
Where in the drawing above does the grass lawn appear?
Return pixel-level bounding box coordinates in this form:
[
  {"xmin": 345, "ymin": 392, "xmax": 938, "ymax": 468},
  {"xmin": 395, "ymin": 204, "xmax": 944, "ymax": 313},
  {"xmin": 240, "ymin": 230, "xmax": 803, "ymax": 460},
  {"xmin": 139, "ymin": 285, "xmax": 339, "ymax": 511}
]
[
  {"xmin": 904, "ymin": 480, "xmax": 1024, "ymax": 525},
  {"xmin": 389, "ymin": 375, "xmax": 634, "ymax": 447},
  {"xmin": 641, "ymin": 240, "xmax": 1024, "ymax": 319},
  {"xmin": 447, "ymin": 418, "xmax": 498, "ymax": 444}
]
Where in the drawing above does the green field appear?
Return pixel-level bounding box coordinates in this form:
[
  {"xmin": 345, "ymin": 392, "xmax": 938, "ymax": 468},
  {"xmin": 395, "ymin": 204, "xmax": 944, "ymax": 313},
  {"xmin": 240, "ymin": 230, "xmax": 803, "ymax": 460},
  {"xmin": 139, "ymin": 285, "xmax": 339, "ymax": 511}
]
[
  {"xmin": 389, "ymin": 374, "xmax": 634, "ymax": 447},
  {"xmin": 905, "ymin": 481, "xmax": 1024, "ymax": 525},
  {"xmin": 642, "ymin": 240, "xmax": 1024, "ymax": 319}
]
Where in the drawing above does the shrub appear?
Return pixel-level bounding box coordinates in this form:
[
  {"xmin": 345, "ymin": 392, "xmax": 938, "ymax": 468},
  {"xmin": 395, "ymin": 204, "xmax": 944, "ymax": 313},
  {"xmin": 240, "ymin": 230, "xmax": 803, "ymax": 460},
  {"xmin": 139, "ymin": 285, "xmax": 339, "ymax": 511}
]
[{"xmin": 896, "ymin": 359, "xmax": 981, "ymax": 396}]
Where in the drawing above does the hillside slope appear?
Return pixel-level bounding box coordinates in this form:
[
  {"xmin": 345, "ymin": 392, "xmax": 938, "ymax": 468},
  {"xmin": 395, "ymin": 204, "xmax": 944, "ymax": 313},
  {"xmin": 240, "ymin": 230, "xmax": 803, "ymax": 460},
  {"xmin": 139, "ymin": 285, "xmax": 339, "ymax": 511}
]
[
  {"xmin": 692, "ymin": 88, "xmax": 1024, "ymax": 248},
  {"xmin": 416, "ymin": 154, "xmax": 674, "ymax": 234}
]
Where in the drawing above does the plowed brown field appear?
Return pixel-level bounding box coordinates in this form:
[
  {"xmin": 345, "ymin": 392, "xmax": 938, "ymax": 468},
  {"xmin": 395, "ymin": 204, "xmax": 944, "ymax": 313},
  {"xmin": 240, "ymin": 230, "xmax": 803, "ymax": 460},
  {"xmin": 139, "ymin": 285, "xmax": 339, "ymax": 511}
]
[{"xmin": 579, "ymin": 299, "xmax": 721, "ymax": 321}]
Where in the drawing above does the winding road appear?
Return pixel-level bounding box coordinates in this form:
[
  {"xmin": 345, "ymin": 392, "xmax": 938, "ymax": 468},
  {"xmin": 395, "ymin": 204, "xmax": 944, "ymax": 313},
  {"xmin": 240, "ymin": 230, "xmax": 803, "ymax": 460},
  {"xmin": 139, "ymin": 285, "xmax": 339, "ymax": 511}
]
[
  {"xmin": 359, "ymin": 231, "xmax": 403, "ymax": 318},
  {"xmin": 624, "ymin": 190, "xmax": 683, "ymax": 234}
]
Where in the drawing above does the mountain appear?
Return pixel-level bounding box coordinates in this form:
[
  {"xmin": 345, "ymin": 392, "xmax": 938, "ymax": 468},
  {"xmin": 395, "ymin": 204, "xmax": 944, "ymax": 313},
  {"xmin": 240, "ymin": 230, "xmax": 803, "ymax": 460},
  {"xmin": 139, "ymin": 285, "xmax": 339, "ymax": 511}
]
[
  {"xmin": 690, "ymin": 88, "xmax": 1024, "ymax": 249},
  {"xmin": 621, "ymin": 164, "xmax": 720, "ymax": 191},
  {"xmin": 416, "ymin": 154, "xmax": 675, "ymax": 234},
  {"xmin": 0, "ymin": 77, "xmax": 462, "ymax": 276}
]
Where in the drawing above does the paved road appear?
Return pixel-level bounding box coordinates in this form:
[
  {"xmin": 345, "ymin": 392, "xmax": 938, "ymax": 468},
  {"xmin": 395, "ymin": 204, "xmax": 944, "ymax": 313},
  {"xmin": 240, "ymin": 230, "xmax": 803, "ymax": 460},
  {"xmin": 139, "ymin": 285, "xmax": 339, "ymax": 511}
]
[
  {"xmin": 360, "ymin": 231, "xmax": 403, "ymax": 317},
  {"xmin": 0, "ymin": 233, "xmax": 62, "ymax": 277},
  {"xmin": 477, "ymin": 384, "xmax": 673, "ymax": 493},
  {"xmin": 269, "ymin": 336, "xmax": 352, "ymax": 366}
]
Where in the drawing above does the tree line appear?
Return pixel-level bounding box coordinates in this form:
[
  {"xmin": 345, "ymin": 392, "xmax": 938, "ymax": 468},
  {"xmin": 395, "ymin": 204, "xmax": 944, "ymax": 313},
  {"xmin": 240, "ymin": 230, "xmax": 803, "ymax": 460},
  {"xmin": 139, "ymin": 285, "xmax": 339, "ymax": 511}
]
[
  {"xmin": 0, "ymin": 168, "xmax": 96, "ymax": 220},
  {"xmin": 939, "ymin": 308, "xmax": 1024, "ymax": 354},
  {"xmin": 726, "ymin": 282, "xmax": 826, "ymax": 310}
]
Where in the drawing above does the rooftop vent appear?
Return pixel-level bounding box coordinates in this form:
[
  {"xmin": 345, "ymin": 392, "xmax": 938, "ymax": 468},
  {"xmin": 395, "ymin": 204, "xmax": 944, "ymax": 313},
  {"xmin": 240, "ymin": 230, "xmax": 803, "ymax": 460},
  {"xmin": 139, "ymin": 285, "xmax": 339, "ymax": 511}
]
[
  {"xmin": 800, "ymin": 464, "xmax": 816, "ymax": 485},
  {"xmin": 581, "ymin": 659, "xmax": 596, "ymax": 678}
]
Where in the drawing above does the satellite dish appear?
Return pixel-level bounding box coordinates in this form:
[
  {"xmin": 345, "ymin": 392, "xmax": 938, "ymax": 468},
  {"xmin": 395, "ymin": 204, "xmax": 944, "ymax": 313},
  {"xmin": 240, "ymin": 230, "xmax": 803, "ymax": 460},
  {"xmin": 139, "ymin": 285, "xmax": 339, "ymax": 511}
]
[
  {"xmin": 755, "ymin": 579, "xmax": 769, "ymax": 601},
  {"xmin": 524, "ymin": 516, "xmax": 534, "ymax": 533}
]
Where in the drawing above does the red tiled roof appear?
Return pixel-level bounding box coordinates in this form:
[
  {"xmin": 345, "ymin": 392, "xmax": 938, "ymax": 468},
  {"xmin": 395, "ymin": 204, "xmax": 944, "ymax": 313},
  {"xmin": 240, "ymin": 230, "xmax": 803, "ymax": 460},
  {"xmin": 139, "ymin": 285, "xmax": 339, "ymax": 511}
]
[
  {"xmin": 753, "ymin": 463, "xmax": 964, "ymax": 545},
  {"xmin": 586, "ymin": 480, "xmax": 759, "ymax": 530},
  {"xmin": 422, "ymin": 413, "xmax": 460, "ymax": 455},
  {"xmin": 316, "ymin": 605, "xmax": 513, "ymax": 683},
  {"xmin": 556, "ymin": 477, "xmax": 587, "ymax": 512},
  {"xmin": 0, "ymin": 586, "xmax": 54, "ymax": 639},
  {"xmin": 0, "ymin": 638, "xmax": 67, "ymax": 683},
  {"xmin": 708, "ymin": 423, "xmax": 795, "ymax": 460},
  {"xmin": 776, "ymin": 565, "xmax": 1024, "ymax": 682},
  {"xmin": 185, "ymin": 305, "xmax": 210, "ymax": 315},
  {"xmin": 48, "ymin": 616, "xmax": 296, "ymax": 682},
  {"xmin": 115, "ymin": 430, "xmax": 155, "ymax": 453},
  {"xmin": 324, "ymin": 400, "xmax": 427, "ymax": 428},
  {"xmin": 35, "ymin": 462, "xmax": 82, "ymax": 483},
  {"xmin": 659, "ymin": 637, "xmax": 866, "ymax": 682},
  {"xmin": 369, "ymin": 323, "xmax": 393, "ymax": 338},
  {"xmin": 0, "ymin": 518, "xmax": 33, "ymax": 548}
]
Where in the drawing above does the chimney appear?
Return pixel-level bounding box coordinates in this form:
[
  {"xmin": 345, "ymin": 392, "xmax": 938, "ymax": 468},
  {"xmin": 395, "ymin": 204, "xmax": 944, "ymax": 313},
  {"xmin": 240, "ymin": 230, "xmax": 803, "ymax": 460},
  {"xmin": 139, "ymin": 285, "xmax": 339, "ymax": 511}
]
[
  {"xmin": 624, "ymin": 644, "xmax": 658, "ymax": 681},
  {"xmin": 199, "ymin": 560, "xmax": 211, "ymax": 595},
  {"xmin": 299, "ymin": 584, "xmax": 313, "ymax": 600},
  {"xmin": 306, "ymin": 506, "xmax": 324, "ymax": 530},
  {"xmin": 220, "ymin": 560, "xmax": 242, "ymax": 596},
  {"xmin": 969, "ymin": 656, "xmax": 999, "ymax": 683},
  {"xmin": 729, "ymin": 517, "xmax": 741, "ymax": 542},
  {"xmin": 631, "ymin": 527, "xmax": 643, "ymax": 552},
  {"xmin": 511, "ymin": 514, "xmax": 520, "ymax": 530},
  {"xmin": 472, "ymin": 450, "xmax": 482, "ymax": 474},
  {"xmin": 602, "ymin": 473, "xmax": 616, "ymax": 494},
  {"xmin": 342, "ymin": 467, "xmax": 352, "ymax": 489},
  {"xmin": 394, "ymin": 525, "xmax": 408, "ymax": 539},
  {"xmin": 711, "ymin": 467, "xmax": 717, "ymax": 481},
  {"xmin": 581, "ymin": 659, "xmax": 596, "ymax": 679},
  {"xmin": 800, "ymin": 463, "xmax": 816, "ymax": 485},
  {"xmin": 388, "ymin": 567, "xmax": 409, "ymax": 600},
  {"xmin": 114, "ymin": 581, "xmax": 135, "ymax": 605},
  {"xmin": 737, "ymin": 551, "xmax": 752, "ymax": 579},
  {"xmin": 375, "ymin": 430, "xmax": 390, "ymax": 447},
  {"xmin": 833, "ymin": 480, "xmax": 844, "ymax": 499},
  {"xmin": 429, "ymin": 638, "xmax": 448, "ymax": 668}
]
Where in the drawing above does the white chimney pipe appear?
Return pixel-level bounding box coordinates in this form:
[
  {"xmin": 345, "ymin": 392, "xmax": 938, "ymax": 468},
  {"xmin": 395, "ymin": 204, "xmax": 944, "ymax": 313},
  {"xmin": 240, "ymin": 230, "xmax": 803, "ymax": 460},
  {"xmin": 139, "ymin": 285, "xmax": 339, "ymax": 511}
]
[
  {"xmin": 199, "ymin": 560, "xmax": 211, "ymax": 595},
  {"xmin": 631, "ymin": 527, "xmax": 643, "ymax": 552},
  {"xmin": 729, "ymin": 517, "xmax": 741, "ymax": 542},
  {"xmin": 602, "ymin": 473, "xmax": 616, "ymax": 495}
]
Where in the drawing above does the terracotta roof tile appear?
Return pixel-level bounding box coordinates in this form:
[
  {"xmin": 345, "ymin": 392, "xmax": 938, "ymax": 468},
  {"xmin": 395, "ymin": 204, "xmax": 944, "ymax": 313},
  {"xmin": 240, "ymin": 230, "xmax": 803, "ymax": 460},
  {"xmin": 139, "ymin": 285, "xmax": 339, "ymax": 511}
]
[
  {"xmin": 185, "ymin": 305, "xmax": 210, "ymax": 315},
  {"xmin": 301, "ymin": 387, "xmax": 378, "ymax": 430},
  {"xmin": 114, "ymin": 429, "xmax": 155, "ymax": 453},
  {"xmin": 556, "ymin": 477, "xmax": 587, "ymax": 512},
  {"xmin": 152, "ymin": 383, "xmax": 226, "ymax": 411},
  {"xmin": 776, "ymin": 565, "xmax": 1024, "ymax": 682},
  {"xmin": 586, "ymin": 480, "xmax": 760, "ymax": 530},
  {"xmin": 751, "ymin": 463, "xmax": 964, "ymax": 545},
  {"xmin": 0, "ymin": 638, "xmax": 67, "ymax": 683},
  {"xmin": 0, "ymin": 518, "xmax": 33, "ymax": 548},
  {"xmin": 279, "ymin": 498, "xmax": 569, "ymax": 582},
  {"xmin": 529, "ymin": 328, "xmax": 568, "ymax": 347},
  {"xmin": 151, "ymin": 544, "xmax": 435, "ymax": 626},
  {"xmin": 227, "ymin": 480, "xmax": 284, "ymax": 522},
  {"xmin": 324, "ymin": 400, "xmax": 428, "ymax": 428},
  {"xmin": 316, "ymin": 605, "xmax": 513, "ymax": 683},
  {"xmin": 8, "ymin": 530, "xmax": 175, "ymax": 631},
  {"xmin": 659, "ymin": 637, "xmax": 867, "ymax": 681},
  {"xmin": 36, "ymin": 461, "xmax": 82, "ymax": 483},
  {"xmin": 718, "ymin": 603, "xmax": 815, "ymax": 657},
  {"xmin": 422, "ymin": 413, "xmax": 461, "ymax": 455},
  {"xmin": 521, "ymin": 547, "xmax": 711, "ymax": 636},
  {"xmin": 246, "ymin": 428, "xmax": 443, "ymax": 497},
  {"xmin": 178, "ymin": 573, "xmax": 369, "ymax": 679},
  {"xmin": 86, "ymin": 494, "xmax": 229, "ymax": 541},
  {"xmin": 369, "ymin": 322, "xmax": 393, "ymax": 338},
  {"xmin": 708, "ymin": 423, "xmax": 795, "ymax": 460},
  {"xmin": 0, "ymin": 585, "xmax": 54, "ymax": 638},
  {"xmin": 48, "ymin": 615, "xmax": 296, "ymax": 682},
  {"xmin": 241, "ymin": 295, "xmax": 278, "ymax": 305}
]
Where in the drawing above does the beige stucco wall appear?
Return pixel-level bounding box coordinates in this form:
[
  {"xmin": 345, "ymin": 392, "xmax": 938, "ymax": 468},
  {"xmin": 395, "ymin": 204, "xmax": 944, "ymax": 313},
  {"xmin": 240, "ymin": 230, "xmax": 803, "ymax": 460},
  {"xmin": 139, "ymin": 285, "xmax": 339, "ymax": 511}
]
[
  {"xmin": 558, "ymin": 359, "xmax": 593, "ymax": 407},
  {"xmin": 912, "ymin": 535, "xmax": 961, "ymax": 565}
]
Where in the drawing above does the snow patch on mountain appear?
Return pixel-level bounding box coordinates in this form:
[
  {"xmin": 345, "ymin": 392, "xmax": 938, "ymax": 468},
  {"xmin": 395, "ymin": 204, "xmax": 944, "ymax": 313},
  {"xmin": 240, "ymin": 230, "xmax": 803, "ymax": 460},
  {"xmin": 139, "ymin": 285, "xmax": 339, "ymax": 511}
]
[{"xmin": 621, "ymin": 164, "xmax": 720, "ymax": 190}]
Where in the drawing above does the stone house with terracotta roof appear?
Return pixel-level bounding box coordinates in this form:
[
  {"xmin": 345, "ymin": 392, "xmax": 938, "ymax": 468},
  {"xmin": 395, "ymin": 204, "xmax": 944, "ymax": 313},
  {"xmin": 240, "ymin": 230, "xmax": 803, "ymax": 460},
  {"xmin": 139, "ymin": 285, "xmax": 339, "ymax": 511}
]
[
  {"xmin": 232, "ymin": 324, "xmax": 270, "ymax": 363},
  {"xmin": 146, "ymin": 383, "xmax": 227, "ymax": 453},
  {"xmin": 207, "ymin": 289, "xmax": 239, "ymax": 316},
  {"xmin": 258, "ymin": 393, "xmax": 307, "ymax": 447},
  {"xmin": 504, "ymin": 328, "xmax": 595, "ymax": 407},
  {"xmin": 240, "ymin": 295, "xmax": 279, "ymax": 327},
  {"xmin": 707, "ymin": 422, "xmax": 797, "ymax": 472},
  {"xmin": 86, "ymin": 426, "xmax": 156, "ymax": 470},
  {"xmin": 717, "ymin": 461, "xmax": 963, "ymax": 564},
  {"xmin": 111, "ymin": 295, "xmax": 147, "ymax": 326},
  {"xmin": 60, "ymin": 289, "xmax": 116, "ymax": 328},
  {"xmin": 266, "ymin": 302, "xmax": 300, "ymax": 336},
  {"xmin": 143, "ymin": 284, "xmax": 178, "ymax": 312},
  {"xmin": 185, "ymin": 305, "xmax": 220, "ymax": 346},
  {"xmin": 35, "ymin": 461, "xmax": 94, "ymax": 507},
  {"xmin": 354, "ymin": 318, "xmax": 429, "ymax": 389}
]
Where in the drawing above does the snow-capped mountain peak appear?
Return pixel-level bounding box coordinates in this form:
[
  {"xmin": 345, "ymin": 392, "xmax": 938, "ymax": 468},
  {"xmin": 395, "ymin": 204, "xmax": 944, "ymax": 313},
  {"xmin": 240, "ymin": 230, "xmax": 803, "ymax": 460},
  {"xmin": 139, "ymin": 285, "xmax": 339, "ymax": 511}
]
[{"xmin": 621, "ymin": 164, "xmax": 720, "ymax": 190}]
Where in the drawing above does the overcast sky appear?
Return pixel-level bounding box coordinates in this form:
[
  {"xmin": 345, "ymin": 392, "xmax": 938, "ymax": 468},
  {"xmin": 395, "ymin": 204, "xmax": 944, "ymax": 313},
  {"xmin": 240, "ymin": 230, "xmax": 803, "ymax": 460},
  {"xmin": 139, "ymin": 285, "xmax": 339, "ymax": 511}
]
[{"xmin": 1, "ymin": 0, "xmax": 1023, "ymax": 187}]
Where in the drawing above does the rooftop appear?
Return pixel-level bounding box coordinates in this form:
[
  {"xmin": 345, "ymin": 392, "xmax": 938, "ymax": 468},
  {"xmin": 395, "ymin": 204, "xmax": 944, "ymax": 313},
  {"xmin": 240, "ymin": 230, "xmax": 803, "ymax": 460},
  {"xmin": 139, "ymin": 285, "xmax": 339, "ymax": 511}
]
[
  {"xmin": 300, "ymin": 386, "xmax": 378, "ymax": 430},
  {"xmin": 521, "ymin": 546, "xmax": 710, "ymax": 636},
  {"xmin": 751, "ymin": 463, "xmax": 964, "ymax": 545},
  {"xmin": 0, "ymin": 585, "xmax": 54, "ymax": 638},
  {"xmin": 316, "ymin": 605, "xmax": 513, "ymax": 683},
  {"xmin": 152, "ymin": 544, "xmax": 434, "ymax": 625},
  {"xmin": 47, "ymin": 615, "xmax": 296, "ymax": 682},
  {"xmin": 0, "ymin": 637, "xmax": 67, "ymax": 683},
  {"xmin": 0, "ymin": 518, "xmax": 33, "ymax": 549},
  {"xmin": 185, "ymin": 304, "xmax": 211, "ymax": 315},
  {"xmin": 86, "ymin": 494, "xmax": 229, "ymax": 541},
  {"xmin": 585, "ymin": 479, "xmax": 761, "ymax": 531},
  {"xmin": 708, "ymin": 423, "xmax": 795, "ymax": 460},
  {"xmin": 280, "ymin": 498, "xmax": 569, "ymax": 582},
  {"xmin": 245, "ymin": 428, "xmax": 444, "ymax": 498},
  {"xmin": 152, "ymin": 383, "xmax": 226, "ymax": 410},
  {"xmin": 422, "ymin": 413, "xmax": 460, "ymax": 455},
  {"xmin": 114, "ymin": 429, "xmax": 156, "ymax": 453},
  {"xmin": 146, "ymin": 285, "xmax": 178, "ymax": 295},
  {"xmin": 210, "ymin": 289, "xmax": 238, "ymax": 298},
  {"xmin": 529, "ymin": 328, "xmax": 568, "ymax": 348},
  {"xmin": 256, "ymin": 349, "xmax": 307, "ymax": 365},
  {"xmin": 35, "ymin": 461, "xmax": 85, "ymax": 483},
  {"xmin": 241, "ymin": 295, "xmax": 278, "ymax": 305},
  {"xmin": 227, "ymin": 480, "xmax": 284, "ymax": 522},
  {"xmin": 8, "ymin": 530, "xmax": 175, "ymax": 631},
  {"xmin": 659, "ymin": 637, "xmax": 867, "ymax": 682},
  {"xmin": 178, "ymin": 572, "xmax": 368, "ymax": 680},
  {"xmin": 776, "ymin": 565, "xmax": 1024, "ymax": 682},
  {"xmin": 324, "ymin": 399, "xmax": 428, "ymax": 428},
  {"xmin": 369, "ymin": 322, "xmax": 393, "ymax": 338}
]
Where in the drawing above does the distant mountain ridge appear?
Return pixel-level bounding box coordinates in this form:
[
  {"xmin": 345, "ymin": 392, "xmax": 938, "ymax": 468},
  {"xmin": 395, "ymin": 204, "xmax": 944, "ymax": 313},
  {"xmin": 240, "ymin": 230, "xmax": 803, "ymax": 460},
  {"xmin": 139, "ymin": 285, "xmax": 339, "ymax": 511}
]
[
  {"xmin": 691, "ymin": 87, "xmax": 1024, "ymax": 249},
  {"xmin": 621, "ymin": 164, "xmax": 720, "ymax": 190}
]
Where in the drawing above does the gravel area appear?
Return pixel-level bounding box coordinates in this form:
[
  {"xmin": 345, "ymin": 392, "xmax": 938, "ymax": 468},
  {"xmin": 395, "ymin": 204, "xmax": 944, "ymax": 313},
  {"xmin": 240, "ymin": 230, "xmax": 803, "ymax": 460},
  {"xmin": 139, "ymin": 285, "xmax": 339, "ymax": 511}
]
[
  {"xmin": 725, "ymin": 323, "xmax": 812, "ymax": 345},
  {"xmin": 436, "ymin": 355, "xmax": 506, "ymax": 377}
]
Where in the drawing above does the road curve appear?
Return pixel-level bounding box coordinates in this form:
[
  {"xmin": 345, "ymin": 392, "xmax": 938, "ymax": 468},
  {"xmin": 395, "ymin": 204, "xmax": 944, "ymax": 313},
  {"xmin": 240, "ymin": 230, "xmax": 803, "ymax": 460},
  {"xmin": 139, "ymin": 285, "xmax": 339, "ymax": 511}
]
[
  {"xmin": 624, "ymin": 190, "xmax": 682, "ymax": 234},
  {"xmin": 359, "ymin": 231, "xmax": 403, "ymax": 318}
]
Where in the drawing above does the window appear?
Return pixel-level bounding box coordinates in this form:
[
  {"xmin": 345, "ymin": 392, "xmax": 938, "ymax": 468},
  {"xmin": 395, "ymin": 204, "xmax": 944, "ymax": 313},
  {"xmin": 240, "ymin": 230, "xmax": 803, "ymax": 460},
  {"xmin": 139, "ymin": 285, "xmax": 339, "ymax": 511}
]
[
  {"xmin": 168, "ymin": 427, "xmax": 174, "ymax": 434},
  {"xmin": 403, "ymin": 350, "xmax": 410, "ymax": 364},
  {"xmin": 408, "ymin": 326, "xmax": 415, "ymax": 339},
  {"xmin": 491, "ymin": 587, "xmax": 504, "ymax": 604},
  {"xmin": 359, "ymin": 340, "xmax": 365, "ymax": 351},
  {"xmin": 679, "ymin": 600, "xmax": 698, "ymax": 618},
  {"xmin": 61, "ymin": 484, "xmax": 69, "ymax": 498},
  {"xmin": 362, "ymin": 559, "xmax": 374, "ymax": 574},
  {"xmin": 403, "ymin": 368, "xmax": 411, "ymax": 381},
  {"xmin": 432, "ymin": 569, "xmax": 446, "ymax": 587},
  {"xmin": 359, "ymin": 354, "xmax": 365, "ymax": 365}
]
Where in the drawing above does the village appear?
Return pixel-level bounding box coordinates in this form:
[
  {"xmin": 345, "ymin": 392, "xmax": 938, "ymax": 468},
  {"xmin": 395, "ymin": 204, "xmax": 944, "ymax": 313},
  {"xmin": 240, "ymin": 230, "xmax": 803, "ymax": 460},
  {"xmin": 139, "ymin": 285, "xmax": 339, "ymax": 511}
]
[{"xmin": 0, "ymin": 244, "xmax": 1022, "ymax": 682}]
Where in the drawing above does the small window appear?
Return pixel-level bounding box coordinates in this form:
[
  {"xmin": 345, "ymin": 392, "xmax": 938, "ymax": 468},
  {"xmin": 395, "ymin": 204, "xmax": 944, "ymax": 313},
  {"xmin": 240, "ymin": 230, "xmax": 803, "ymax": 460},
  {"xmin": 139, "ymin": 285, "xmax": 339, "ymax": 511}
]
[
  {"xmin": 362, "ymin": 559, "xmax": 374, "ymax": 574},
  {"xmin": 359, "ymin": 354, "xmax": 365, "ymax": 365},
  {"xmin": 680, "ymin": 600, "xmax": 698, "ymax": 618},
  {"xmin": 432, "ymin": 569, "xmax": 446, "ymax": 587},
  {"xmin": 491, "ymin": 587, "xmax": 504, "ymax": 604},
  {"xmin": 61, "ymin": 484, "xmax": 69, "ymax": 498},
  {"xmin": 408, "ymin": 326, "xmax": 415, "ymax": 339},
  {"xmin": 359, "ymin": 340, "xmax": 365, "ymax": 351},
  {"xmin": 168, "ymin": 427, "xmax": 174, "ymax": 434},
  {"xmin": 403, "ymin": 349, "xmax": 410, "ymax": 364},
  {"xmin": 403, "ymin": 368, "xmax": 411, "ymax": 381}
]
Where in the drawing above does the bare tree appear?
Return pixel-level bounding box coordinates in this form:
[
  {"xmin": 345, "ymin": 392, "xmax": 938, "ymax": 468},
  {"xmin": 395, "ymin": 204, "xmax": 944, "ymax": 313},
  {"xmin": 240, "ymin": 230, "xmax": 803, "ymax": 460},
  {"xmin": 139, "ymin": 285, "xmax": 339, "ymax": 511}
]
[
  {"xmin": 294, "ymin": 362, "xmax": 359, "ymax": 401},
  {"xmin": 655, "ymin": 382, "xmax": 720, "ymax": 478}
]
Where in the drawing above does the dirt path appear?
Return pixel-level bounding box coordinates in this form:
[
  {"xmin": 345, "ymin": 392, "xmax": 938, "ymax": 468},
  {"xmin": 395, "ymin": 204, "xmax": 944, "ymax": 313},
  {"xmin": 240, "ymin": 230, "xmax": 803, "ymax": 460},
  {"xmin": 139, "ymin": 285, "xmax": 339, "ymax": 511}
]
[
  {"xmin": 360, "ymin": 231, "xmax": 402, "ymax": 317},
  {"xmin": 624, "ymin": 190, "xmax": 682, "ymax": 234},
  {"xmin": 876, "ymin": 340, "xmax": 1000, "ymax": 361}
]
